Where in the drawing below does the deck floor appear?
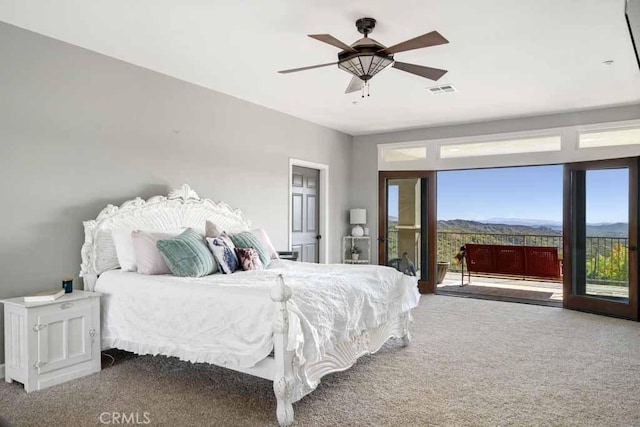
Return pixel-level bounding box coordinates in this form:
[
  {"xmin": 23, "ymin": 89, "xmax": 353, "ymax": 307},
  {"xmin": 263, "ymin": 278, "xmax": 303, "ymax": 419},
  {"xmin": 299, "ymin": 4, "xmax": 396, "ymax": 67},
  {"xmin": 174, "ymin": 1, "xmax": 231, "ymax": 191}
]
[{"xmin": 437, "ymin": 271, "xmax": 629, "ymax": 303}]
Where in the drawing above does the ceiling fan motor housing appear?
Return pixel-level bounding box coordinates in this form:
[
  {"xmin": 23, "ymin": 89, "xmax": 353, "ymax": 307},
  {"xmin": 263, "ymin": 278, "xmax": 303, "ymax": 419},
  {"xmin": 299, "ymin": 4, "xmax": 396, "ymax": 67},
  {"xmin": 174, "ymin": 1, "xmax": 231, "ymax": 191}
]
[{"xmin": 356, "ymin": 17, "xmax": 377, "ymax": 36}]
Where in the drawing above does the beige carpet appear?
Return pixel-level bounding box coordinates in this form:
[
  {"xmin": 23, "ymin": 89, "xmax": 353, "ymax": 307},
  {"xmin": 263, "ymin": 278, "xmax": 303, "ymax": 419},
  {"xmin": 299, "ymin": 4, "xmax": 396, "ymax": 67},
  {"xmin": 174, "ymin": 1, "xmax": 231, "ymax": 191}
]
[{"xmin": 1, "ymin": 295, "xmax": 640, "ymax": 427}]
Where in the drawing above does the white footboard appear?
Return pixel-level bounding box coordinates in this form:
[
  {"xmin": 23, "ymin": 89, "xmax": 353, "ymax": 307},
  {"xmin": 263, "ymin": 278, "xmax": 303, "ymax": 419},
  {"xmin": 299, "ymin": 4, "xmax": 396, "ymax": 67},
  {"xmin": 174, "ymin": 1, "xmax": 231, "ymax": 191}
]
[
  {"xmin": 270, "ymin": 275, "xmax": 295, "ymax": 426},
  {"xmin": 270, "ymin": 274, "xmax": 413, "ymax": 427}
]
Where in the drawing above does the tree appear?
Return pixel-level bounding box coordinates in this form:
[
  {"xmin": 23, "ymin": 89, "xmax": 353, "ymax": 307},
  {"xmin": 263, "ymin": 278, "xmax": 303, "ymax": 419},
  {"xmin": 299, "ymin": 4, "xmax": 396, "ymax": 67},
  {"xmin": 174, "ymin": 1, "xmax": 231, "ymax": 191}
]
[{"xmin": 586, "ymin": 243, "xmax": 628, "ymax": 285}]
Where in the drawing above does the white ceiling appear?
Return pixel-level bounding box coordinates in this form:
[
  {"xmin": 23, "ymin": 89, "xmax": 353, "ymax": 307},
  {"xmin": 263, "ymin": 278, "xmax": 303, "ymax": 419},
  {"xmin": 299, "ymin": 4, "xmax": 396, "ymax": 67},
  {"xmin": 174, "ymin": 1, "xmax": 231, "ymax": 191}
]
[{"xmin": 1, "ymin": 0, "xmax": 639, "ymax": 135}]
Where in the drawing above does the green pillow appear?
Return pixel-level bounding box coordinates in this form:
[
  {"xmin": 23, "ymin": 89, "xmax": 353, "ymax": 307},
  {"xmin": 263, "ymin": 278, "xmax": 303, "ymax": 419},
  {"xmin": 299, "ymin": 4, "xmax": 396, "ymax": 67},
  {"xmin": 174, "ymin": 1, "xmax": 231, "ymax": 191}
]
[
  {"xmin": 229, "ymin": 231, "xmax": 270, "ymax": 267},
  {"xmin": 156, "ymin": 228, "xmax": 217, "ymax": 277}
]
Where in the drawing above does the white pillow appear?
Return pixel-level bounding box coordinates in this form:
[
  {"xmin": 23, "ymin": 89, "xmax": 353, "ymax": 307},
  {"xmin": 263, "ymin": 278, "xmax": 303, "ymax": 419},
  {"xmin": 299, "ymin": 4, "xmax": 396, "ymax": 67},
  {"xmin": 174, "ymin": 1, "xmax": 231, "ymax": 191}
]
[
  {"xmin": 205, "ymin": 220, "xmax": 221, "ymax": 238},
  {"xmin": 111, "ymin": 228, "xmax": 137, "ymax": 271},
  {"xmin": 131, "ymin": 231, "xmax": 179, "ymax": 275},
  {"xmin": 111, "ymin": 228, "xmax": 186, "ymax": 272},
  {"xmin": 251, "ymin": 229, "xmax": 279, "ymax": 260}
]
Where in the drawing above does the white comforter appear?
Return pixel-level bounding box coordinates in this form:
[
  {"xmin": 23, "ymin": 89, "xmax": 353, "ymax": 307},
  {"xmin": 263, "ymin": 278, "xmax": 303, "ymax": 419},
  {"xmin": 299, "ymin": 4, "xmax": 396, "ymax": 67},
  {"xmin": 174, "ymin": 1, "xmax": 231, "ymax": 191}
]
[{"xmin": 95, "ymin": 259, "xmax": 420, "ymax": 368}]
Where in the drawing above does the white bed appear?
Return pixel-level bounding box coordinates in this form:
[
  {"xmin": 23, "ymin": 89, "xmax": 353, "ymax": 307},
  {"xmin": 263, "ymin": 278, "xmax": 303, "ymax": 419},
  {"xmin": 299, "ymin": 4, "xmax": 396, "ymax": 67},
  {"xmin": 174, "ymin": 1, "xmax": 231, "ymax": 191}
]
[{"xmin": 80, "ymin": 185, "xmax": 420, "ymax": 426}]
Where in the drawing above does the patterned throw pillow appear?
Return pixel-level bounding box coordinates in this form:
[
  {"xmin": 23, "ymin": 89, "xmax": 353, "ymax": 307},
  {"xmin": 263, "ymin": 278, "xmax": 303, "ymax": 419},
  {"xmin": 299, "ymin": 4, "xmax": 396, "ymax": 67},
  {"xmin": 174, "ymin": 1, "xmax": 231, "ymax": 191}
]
[
  {"xmin": 206, "ymin": 236, "xmax": 238, "ymax": 274},
  {"xmin": 235, "ymin": 247, "xmax": 264, "ymax": 271},
  {"xmin": 229, "ymin": 232, "xmax": 270, "ymax": 267},
  {"xmin": 217, "ymin": 232, "xmax": 236, "ymax": 251},
  {"xmin": 156, "ymin": 228, "xmax": 217, "ymax": 277}
]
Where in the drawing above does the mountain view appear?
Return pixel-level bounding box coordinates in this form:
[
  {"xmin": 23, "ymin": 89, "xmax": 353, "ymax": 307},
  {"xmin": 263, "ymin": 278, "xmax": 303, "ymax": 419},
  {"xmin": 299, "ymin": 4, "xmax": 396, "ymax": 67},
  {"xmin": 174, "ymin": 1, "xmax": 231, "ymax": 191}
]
[
  {"xmin": 388, "ymin": 216, "xmax": 628, "ymax": 238},
  {"xmin": 436, "ymin": 219, "xmax": 628, "ymax": 237}
]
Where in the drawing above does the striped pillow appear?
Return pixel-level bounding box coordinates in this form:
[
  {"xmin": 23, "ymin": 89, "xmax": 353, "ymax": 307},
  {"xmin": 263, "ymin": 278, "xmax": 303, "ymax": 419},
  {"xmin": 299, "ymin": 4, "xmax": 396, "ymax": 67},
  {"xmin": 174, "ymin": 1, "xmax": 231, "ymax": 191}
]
[
  {"xmin": 229, "ymin": 231, "xmax": 270, "ymax": 267},
  {"xmin": 156, "ymin": 228, "xmax": 217, "ymax": 277}
]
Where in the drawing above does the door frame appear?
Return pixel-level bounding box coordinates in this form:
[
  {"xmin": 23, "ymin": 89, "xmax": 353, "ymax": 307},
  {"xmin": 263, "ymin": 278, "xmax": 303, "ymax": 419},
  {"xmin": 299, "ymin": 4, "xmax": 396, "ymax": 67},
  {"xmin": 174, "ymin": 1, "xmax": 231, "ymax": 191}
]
[
  {"xmin": 378, "ymin": 170, "xmax": 437, "ymax": 293},
  {"xmin": 288, "ymin": 158, "xmax": 329, "ymax": 264},
  {"xmin": 563, "ymin": 157, "xmax": 639, "ymax": 319}
]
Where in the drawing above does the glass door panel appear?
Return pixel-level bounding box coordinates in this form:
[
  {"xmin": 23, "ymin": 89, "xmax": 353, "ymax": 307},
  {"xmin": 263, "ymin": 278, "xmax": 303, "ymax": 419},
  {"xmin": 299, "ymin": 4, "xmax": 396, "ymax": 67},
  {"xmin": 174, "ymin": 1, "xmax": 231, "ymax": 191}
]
[
  {"xmin": 563, "ymin": 158, "xmax": 638, "ymax": 319},
  {"xmin": 585, "ymin": 169, "xmax": 629, "ymax": 299},
  {"xmin": 379, "ymin": 171, "xmax": 436, "ymax": 293},
  {"xmin": 386, "ymin": 178, "xmax": 422, "ymax": 277}
]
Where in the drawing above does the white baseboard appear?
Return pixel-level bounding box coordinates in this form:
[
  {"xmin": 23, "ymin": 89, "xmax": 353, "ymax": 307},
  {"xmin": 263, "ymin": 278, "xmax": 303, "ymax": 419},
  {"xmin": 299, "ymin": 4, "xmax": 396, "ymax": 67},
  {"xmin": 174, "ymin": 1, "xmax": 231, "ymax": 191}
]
[{"xmin": 0, "ymin": 364, "xmax": 4, "ymax": 380}]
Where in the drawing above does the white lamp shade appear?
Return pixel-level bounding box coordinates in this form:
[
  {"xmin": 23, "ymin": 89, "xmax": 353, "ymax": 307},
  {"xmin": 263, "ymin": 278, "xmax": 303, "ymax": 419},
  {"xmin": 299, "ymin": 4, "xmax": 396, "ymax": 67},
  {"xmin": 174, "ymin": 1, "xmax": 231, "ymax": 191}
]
[{"xmin": 350, "ymin": 209, "xmax": 367, "ymax": 225}]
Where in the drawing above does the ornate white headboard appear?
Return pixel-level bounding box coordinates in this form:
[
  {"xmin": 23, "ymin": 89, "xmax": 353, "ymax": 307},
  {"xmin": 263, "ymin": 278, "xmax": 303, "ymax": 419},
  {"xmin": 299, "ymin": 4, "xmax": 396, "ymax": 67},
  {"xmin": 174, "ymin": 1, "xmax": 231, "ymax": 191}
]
[{"xmin": 80, "ymin": 184, "xmax": 251, "ymax": 290}]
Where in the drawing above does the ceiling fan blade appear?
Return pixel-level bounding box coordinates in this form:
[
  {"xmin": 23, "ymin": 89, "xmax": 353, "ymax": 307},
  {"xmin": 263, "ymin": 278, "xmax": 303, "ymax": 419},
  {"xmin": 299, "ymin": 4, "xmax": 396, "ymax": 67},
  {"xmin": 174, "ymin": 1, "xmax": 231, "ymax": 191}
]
[
  {"xmin": 393, "ymin": 61, "xmax": 448, "ymax": 81},
  {"xmin": 345, "ymin": 76, "xmax": 363, "ymax": 94},
  {"xmin": 378, "ymin": 31, "xmax": 449, "ymax": 55},
  {"xmin": 308, "ymin": 34, "xmax": 358, "ymax": 52},
  {"xmin": 278, "ymin": 62, "xmax": 338, "ymax": 74}
]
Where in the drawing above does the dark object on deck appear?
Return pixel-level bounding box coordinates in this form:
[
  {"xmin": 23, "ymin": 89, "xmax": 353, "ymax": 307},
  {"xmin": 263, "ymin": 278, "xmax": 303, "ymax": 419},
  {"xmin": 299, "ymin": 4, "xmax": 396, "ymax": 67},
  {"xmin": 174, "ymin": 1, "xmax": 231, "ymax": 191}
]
[
  {"xmin": 464, "ymin": 243, "xmax": 561, "ymax": 283},
  {"xmin": 454, "ymin": 245, "xmax": 468, "ymax": 286},
  {"xmin": 388, "ymin": 252, "xmax": 416, "ymax": 276}
]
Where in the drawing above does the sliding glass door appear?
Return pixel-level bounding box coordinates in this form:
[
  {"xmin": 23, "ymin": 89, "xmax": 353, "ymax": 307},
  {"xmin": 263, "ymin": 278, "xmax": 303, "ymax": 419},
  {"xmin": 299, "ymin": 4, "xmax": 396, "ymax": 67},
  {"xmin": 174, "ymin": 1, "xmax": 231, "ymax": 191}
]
[
  {"xmin": 563, "ymin": 158, "xmax": 638, "ymax": 319},
  {"xmin": 378, "ymin": 171, "xmax": 436, "ymax": 293}
]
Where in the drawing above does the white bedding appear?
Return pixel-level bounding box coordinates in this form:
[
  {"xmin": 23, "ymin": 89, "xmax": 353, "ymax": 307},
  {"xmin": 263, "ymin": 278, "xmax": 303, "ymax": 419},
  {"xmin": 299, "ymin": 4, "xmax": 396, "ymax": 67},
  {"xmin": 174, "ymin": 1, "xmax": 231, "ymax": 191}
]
[{"xmin": 95, "ymin": 259, "xmax": 420, "ymax": 369}]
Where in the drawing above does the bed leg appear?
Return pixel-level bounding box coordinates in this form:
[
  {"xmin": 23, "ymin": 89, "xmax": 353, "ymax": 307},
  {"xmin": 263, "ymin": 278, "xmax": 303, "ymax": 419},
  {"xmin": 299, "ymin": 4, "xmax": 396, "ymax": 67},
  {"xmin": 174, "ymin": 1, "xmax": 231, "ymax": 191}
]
[
  {"xmin": 271, "ymin": 275, "xmax": 295, "ymax": 427},
  {"xmin": 401, "ymin": 311, "xmax": 412, "ymax": 347}
]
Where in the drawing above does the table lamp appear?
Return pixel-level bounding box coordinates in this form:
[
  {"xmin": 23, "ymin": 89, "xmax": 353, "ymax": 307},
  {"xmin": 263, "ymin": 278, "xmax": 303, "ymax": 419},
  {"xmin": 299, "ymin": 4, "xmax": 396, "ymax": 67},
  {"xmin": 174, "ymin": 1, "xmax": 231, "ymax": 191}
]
[{"xmin": 350, "ymin": 208, "xmax": 366, "ymax": 237}]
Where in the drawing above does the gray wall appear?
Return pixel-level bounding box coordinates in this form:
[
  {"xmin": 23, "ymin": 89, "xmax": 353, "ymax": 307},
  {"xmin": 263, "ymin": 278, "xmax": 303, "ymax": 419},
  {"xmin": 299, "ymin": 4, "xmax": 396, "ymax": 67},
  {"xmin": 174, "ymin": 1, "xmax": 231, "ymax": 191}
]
[
  {"xmin": 0, "ymin": 23, "xmax": 353, "ymax": 364},
  {"xmin": 353, "ymin": 104, "xmax": 640, "ymax": 264}
]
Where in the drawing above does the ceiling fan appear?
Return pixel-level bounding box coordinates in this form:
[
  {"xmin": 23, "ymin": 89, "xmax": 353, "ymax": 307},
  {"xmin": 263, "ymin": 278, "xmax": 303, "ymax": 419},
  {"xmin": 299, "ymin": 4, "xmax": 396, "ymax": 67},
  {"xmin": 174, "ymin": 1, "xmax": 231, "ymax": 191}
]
[{"xmin": 278, "ymin": 17, "xmax": 449, "ymax": 96}]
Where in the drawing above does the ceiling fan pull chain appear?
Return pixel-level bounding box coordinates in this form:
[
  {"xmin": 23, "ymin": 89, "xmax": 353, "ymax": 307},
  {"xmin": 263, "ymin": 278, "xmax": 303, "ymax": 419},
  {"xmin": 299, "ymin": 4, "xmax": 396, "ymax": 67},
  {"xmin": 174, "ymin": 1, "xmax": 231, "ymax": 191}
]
[{"xmin": 361, "ymin": 81, "xmax": 370, "ymax": 98}]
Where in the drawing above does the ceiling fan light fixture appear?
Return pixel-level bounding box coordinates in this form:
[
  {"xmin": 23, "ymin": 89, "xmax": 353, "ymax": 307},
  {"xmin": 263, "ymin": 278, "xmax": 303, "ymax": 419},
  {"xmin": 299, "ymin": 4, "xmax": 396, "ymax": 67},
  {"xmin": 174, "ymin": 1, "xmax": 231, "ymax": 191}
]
[
  {"xmin": 338, "ymin": 54, "xmax": 394, "ymax": 81},
  {"xmin": 278, "ymin": 17, "xmax": 450, "ymax": 94}
]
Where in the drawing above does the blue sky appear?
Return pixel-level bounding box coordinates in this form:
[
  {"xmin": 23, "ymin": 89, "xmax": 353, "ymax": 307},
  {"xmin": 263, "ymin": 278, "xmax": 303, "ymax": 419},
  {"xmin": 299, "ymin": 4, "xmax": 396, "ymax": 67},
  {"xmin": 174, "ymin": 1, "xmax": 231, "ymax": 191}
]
[{"xmin": 387, "ymin": 165, "xmax": 629, "ymax": 224}]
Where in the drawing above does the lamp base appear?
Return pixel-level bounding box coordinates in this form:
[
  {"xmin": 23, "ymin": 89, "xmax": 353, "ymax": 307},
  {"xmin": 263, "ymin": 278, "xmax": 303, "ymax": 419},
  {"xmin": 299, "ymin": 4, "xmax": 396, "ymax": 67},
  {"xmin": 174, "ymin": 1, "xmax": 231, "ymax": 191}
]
[{"xmin": 351, "ymin": 225, "xmax": 364, "ymax": 237}]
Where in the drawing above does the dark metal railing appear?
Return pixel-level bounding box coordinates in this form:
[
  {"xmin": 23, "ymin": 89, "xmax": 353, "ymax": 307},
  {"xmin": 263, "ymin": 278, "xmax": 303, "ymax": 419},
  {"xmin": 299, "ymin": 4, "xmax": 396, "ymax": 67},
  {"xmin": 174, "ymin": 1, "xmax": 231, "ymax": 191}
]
[{"xmin": 386, "ymin": 227, "xmax": 629, "ymax": 286}]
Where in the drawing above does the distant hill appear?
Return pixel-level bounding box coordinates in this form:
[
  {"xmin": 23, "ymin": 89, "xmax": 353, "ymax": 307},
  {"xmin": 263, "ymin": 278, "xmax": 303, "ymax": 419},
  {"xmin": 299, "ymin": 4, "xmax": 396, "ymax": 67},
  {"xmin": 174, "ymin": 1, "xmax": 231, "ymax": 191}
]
[
  {"xmin": 433, "ymin": 219, "xmax": 628, "ymax": 237},
  {"xmin": 483, "ymin": 217, "xmax": 562, "ymax": 229},
  {"xmin": 437, "ymin": 219, "xmax": 560, "ymax": 235},
  {"xmin": 586, "ymin": 222, "xmax": 628, "ymax": 237}
]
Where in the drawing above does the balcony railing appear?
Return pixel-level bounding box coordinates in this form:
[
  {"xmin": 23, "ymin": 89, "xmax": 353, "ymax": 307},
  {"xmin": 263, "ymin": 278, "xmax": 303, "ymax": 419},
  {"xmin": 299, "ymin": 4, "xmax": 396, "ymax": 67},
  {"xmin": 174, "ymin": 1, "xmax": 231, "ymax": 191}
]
[{"xmin": 386, "ymin": 227, "xmax": 629, "ymax": 286}]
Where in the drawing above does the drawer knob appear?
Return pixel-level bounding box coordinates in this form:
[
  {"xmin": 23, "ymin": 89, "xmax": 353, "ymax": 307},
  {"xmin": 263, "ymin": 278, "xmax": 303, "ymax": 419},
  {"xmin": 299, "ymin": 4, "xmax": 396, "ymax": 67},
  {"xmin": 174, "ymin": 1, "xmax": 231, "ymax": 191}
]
[{"xmin": 60, "ymin": 302, "xmax": 73, "ymax": 310}]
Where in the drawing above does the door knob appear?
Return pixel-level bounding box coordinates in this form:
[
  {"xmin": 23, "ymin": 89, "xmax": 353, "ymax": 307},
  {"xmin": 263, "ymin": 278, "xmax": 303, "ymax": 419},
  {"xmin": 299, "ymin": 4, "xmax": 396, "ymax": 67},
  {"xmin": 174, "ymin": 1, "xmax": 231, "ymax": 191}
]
[{"xmin": 315, "ymin": 235, "xmax": 322, "ymax": 240}]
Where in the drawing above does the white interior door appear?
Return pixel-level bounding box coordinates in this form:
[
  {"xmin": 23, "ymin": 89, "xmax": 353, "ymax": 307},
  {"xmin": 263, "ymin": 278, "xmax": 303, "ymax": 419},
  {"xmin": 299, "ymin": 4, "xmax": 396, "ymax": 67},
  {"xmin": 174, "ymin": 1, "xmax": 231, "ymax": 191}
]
[{"xmin": 291, "ymin": 165, "xmax": 320, "ymax": 263}]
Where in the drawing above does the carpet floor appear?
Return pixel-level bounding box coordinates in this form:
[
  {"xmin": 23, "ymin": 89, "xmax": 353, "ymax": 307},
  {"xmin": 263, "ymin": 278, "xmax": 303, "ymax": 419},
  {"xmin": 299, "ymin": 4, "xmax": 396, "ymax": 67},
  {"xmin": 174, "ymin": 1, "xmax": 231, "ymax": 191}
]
[{"xmin": 1, "ymin": 295, "xmax": 639, "ymax": 426}]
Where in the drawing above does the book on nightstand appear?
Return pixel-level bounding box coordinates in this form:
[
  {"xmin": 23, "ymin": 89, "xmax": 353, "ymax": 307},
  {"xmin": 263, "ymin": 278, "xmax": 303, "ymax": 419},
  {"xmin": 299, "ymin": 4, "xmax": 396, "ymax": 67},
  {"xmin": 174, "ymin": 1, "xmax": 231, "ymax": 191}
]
[{"xmin": 24, "ymin": 288, "xmax": 65, "ymax": 303}]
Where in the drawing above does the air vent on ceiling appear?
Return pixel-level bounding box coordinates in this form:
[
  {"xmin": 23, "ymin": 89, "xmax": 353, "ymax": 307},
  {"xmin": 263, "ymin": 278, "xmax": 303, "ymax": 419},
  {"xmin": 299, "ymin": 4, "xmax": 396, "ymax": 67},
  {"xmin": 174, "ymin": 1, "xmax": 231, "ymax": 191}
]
[{"xmin": 427, "ymin": 84, "xmax": 457, "ymax": 94}]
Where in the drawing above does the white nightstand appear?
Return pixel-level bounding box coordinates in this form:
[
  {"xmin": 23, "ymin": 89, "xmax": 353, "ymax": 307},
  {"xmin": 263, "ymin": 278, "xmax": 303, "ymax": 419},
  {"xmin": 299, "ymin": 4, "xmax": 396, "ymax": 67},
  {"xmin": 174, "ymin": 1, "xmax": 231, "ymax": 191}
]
[
  {"xmin": 1, "ymin": 290, "xmax": 101, "ymax": 392},
  {"xmin": 342, "ymin": 236, "xmax": 371, "ymax": 264}
]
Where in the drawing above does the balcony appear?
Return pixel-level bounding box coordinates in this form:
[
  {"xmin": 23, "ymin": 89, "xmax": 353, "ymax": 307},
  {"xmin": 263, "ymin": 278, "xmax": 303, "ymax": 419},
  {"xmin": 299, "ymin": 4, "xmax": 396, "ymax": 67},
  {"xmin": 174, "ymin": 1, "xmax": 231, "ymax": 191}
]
[{"xmin": 386, "ymin": 227, "xmax": 630, "ymax": 302}]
